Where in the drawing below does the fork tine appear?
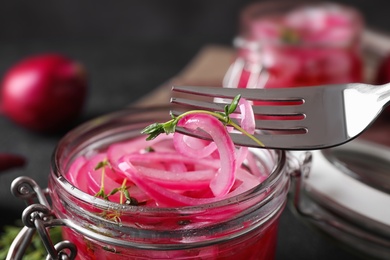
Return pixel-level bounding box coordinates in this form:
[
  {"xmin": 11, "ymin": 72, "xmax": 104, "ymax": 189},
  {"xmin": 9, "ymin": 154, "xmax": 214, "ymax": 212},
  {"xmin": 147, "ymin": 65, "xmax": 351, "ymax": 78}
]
[
  {"xmin": 171, "ymin": 109, "xmax": 305, "ymax": 130},
  {"xmin": 229, "ymin": 132, "xmax": 308, "ymax": 150},
  {"xmin": 171, "ymin": 97, "xmax": 305, "ymax": 116},
  {"xmin": 172, "ymin": 85, "xmax": 305, "ymax": 102},
  {"xmin": 253, "ymin": 119, "xmax": 306, "ymax": 132},
  {"xmin": 171, "ymin": 107, "xmax": 306, "ymax": 132},
  {"xmin": 175, "ymin": 126, "xmax": 307, "ymax": 150},
  {"xmin": 171, "ymin": 97, "xmax": 226, "ymax": 112}
]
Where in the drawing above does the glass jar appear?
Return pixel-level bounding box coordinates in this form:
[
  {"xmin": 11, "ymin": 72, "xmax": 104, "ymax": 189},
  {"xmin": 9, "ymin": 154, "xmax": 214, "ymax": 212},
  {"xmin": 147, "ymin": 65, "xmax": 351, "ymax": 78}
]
[
  {"xmin": 9, "ymin": 106, "xmax": 304, "ymax": 260},
  {"xmin": 290, "ymin": 140, "xmax": 390, "ymax": 259},
  {"xmin": 223, "ymin": 0, "xmax": 364, "ymax": 90}
]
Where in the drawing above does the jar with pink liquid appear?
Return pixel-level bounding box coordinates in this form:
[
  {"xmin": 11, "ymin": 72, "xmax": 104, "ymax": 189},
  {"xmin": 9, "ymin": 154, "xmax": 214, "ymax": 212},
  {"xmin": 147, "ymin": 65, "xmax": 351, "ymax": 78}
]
[
  {"xmin": 223, "ymin": 1, "xmax": 364, "ymax": 90},
  {"xmin": 7, "ymin": 106, "xmax": 309, "ymax": 260}
]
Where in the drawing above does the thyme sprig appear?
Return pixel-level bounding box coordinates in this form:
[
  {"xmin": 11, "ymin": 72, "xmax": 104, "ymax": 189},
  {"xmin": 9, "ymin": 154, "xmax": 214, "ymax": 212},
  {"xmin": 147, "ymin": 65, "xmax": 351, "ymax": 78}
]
[
  {"xmin": 94, "ymin": 159, "xmax": 111, "ymax": 200},
  {"xmin": 93, "ymin": 95, "xmax": 263, "ymax": 222},
  {"xmin": 94, "ymin": 159, "xmax": 141, "ymax": 205},
  {"xmin": 94, "ymin": 159, "xmax": 142, "ymax": 222},
  {"xmin": 141, "ymin": 95, "xmax": 264, "ymax": 147}
]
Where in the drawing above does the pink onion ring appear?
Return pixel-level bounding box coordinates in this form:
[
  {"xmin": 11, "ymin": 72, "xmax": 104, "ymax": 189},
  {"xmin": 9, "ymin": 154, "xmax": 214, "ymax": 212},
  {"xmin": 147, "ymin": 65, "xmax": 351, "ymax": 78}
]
[{"xmin": 177, "ymin": 113, "xmax": 236, "ymax": 197}]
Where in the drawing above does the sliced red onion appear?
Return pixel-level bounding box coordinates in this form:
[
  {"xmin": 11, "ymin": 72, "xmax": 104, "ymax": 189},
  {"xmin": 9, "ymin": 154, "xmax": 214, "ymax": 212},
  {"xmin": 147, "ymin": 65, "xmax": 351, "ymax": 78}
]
[{"xmin": 177, "ymin": 114, "xmax": 236, "ymax": 197}]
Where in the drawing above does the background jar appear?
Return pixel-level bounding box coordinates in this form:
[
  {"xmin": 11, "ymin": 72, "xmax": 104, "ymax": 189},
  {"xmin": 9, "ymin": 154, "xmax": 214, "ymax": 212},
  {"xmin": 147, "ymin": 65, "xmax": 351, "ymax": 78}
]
[
  {"xmin": 45, "ymin": 106, "xmax": 293, "ymax": 259},
  {"xmin": 223, "ymin": 0, "xmax": 364, "ymax": 90}
]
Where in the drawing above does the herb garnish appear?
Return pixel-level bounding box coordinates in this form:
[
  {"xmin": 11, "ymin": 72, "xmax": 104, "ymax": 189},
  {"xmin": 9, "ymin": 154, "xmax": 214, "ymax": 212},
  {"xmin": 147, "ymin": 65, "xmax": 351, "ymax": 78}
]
[
  {"xmin": 94, "ymin": 159, "xmax": 140, "ymax": 206},
  {"xmin": 0, "ymin": 224, "xmax": 62, "ymax": 260},
  {"xmin": 141, "ymin": 95, "xmax": 264, "ymax": 147}
]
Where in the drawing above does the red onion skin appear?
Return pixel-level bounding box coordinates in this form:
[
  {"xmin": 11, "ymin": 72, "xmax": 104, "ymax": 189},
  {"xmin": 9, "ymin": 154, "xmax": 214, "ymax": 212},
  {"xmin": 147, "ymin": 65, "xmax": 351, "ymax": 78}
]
[
  {"xmin": 0, "ymin": 153, "xmax": 26, "ymax": 172},
  {"xmin": 0, "ymin": 54, "xmax": 87, "ymax": 132}
]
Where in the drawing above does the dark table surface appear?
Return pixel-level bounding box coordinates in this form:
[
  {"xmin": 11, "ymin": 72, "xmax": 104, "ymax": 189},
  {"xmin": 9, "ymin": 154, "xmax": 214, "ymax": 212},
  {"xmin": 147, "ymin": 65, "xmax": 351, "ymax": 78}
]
[{"xmin": 1, "ymin": 1, "xmax": 390, "ymax": 259}]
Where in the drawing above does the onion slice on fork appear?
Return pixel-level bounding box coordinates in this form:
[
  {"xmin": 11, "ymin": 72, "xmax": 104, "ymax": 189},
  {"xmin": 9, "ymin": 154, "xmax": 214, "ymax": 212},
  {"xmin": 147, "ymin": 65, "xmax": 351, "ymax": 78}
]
[{"xmin": 176, "ymin": 113, "xmax": 237, "ymax": 197}]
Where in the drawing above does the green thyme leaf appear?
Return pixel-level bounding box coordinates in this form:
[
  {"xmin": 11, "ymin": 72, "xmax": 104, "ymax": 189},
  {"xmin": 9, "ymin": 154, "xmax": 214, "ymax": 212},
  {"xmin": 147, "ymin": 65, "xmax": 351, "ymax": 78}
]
[
  {"xmin": 108, "ymin": 187, "xmax": 120, "ymax": 196},
  {"xmin": 280, "ymin": 27, "xmax": 300, "ymax": 44},
  {"xmin": 141, "ymin": 117, "xmax": 178, "ymax": 141},
  {"xmin": 95, "ymin": 159, "xmax": 109, "ymax": 170},
  {"xmin": 141, "ymin": 122, "xmax": 161, "ymax": 134},
  {"xmin": 141, "ymin": 123, "xmax": 166, "ymax": 140},
  {"xmin": 224, "ymin": 104, "xmax": 230, "ymax": 117},
  {"xmin": 145, "ymin": 146, "xmax": 155, "ymax": 152},
  {"xmin": 229, "ymin": 94, "xmax": 241, "ymax": 115},
  {"xmin": 140, "ymin": 94, "xmax": 264, "ymax": 147},
  {"xmin": 95, "ymin": 189, "xmax": 109, "ymax": 200},
  {"xmin": 123, "ymin": 189, "xmax": 131, "ymax": 201},
  {"xmin": 0, "ymin": 224, "xmax": 62, "ymax": 260},
  {"xmin": 162, "ymin": 120, "xmax": 177, "ymax": 135}
]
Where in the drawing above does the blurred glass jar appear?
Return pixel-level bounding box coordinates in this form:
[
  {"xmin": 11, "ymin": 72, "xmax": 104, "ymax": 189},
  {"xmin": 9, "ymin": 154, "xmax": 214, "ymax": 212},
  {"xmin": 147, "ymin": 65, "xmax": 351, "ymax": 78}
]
[{"xmin": 223, "ymin": 0, "xmax": 364, "ymax": 90}]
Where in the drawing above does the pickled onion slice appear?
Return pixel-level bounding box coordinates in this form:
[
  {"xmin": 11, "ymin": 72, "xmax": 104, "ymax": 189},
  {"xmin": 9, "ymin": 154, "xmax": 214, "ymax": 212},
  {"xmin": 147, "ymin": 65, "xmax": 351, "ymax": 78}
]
[
  {"xmin": 118, "ymin": 159, "xmax": 221, "ymax": 206},
  {"xmin": 122, "ymin": 152, "xmax": 219, "ymax": 169},
  {"xmin": 75, "ymin": 153, "xmax": 123, "ymax": 201},
  {"xmin": 107, "ymin": 135, "xmax": 171, "ymax": 166},
  {"xmin": 66, "ymin": 156, "xmax": 87, "ymax": 187},
  {"xmin": 118, "ymin": 161, "xmax": 262, "ymax": 207},
  {"xmin": 173, "ymin": 134, "xmax": 217, "ymax": 159},
  {"xmin": 177, "ymin": 113, "xmax": 236, "ymax": 197},
  {"xmin": 229, "ymin": 168, "xmax": 262, "ymax": 196},
  {"xmin": 234, "ymin": 98, "xmax": 256, "ymax": 168},
  {"xmin": 121, "ymin": 153, "xmax": 216, "ymax": 190},
  {"xmin": 128, "ymin": 165, "xmax": 215, "ymax": 191},
  {"xmin": 106, "ymin": 135, "xmax": 172, "ymax": 182},
  {"xmin": 66, "ymin": 97, "xmax": 266, "ymax": 207}
]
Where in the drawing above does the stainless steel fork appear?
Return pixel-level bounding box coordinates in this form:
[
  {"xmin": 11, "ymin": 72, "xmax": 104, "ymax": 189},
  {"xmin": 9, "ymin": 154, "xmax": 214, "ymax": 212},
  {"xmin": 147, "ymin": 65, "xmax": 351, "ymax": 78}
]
[{"xmin": 170, "ymin": 84, "xmax": 390, "ymax": 150}]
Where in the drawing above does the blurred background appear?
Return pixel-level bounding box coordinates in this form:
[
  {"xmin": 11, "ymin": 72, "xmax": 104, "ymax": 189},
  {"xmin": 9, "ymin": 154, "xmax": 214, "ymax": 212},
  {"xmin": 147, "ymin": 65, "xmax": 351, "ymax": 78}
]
[
  {"xmin": 0, "ymin": 0, "xmax": 388, "ymax": 110},
  {"xmin": 0, "ymin": 0, "xmax": 389, "ymax": 259},
  {"xmin": 1, "ymin": 0, "xmax": 389, "ymax": 42}
]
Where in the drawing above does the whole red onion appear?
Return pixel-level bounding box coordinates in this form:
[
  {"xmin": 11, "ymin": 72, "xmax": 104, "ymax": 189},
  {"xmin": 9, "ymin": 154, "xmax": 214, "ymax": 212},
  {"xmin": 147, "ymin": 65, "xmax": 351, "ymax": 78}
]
[{"xmin": 0, "ymin": 54, "xmax": 87, "ymax": 132}]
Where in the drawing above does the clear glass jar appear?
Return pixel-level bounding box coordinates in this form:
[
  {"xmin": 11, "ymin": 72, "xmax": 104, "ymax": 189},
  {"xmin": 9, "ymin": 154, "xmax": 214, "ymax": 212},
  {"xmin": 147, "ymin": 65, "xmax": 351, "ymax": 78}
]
[
  {"xmin": 43, "ymin": 106, "xmax": 294, "ymax": 260},
  {"xmin": 223, "ymin": 0, "xmax": 364, "ymax": 90},
  {"xmin": 290, "ymin": 140, "xmax": 390, "ymax": 259}
]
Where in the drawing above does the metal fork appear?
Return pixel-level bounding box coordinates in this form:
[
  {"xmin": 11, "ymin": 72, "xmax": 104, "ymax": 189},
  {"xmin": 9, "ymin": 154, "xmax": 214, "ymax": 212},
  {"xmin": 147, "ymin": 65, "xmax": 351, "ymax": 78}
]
[{"xmin": 170, "ymin": 84, "xmax": 390, "ymax": 150}]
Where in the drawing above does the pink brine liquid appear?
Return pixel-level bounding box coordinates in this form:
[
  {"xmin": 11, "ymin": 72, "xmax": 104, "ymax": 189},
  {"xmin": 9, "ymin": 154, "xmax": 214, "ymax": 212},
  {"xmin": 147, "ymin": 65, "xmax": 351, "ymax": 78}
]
[{"xmin": 61, "ymin": 219, "xmax": 279, "ymax": 260}]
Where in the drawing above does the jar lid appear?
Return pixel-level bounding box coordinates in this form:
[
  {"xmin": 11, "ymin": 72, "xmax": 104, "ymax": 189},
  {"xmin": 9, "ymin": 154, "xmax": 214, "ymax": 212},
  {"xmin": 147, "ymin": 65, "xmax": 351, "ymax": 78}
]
[{"xmin": 306, "ymin": 139, "xmax": 390, "ymax": 228}]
